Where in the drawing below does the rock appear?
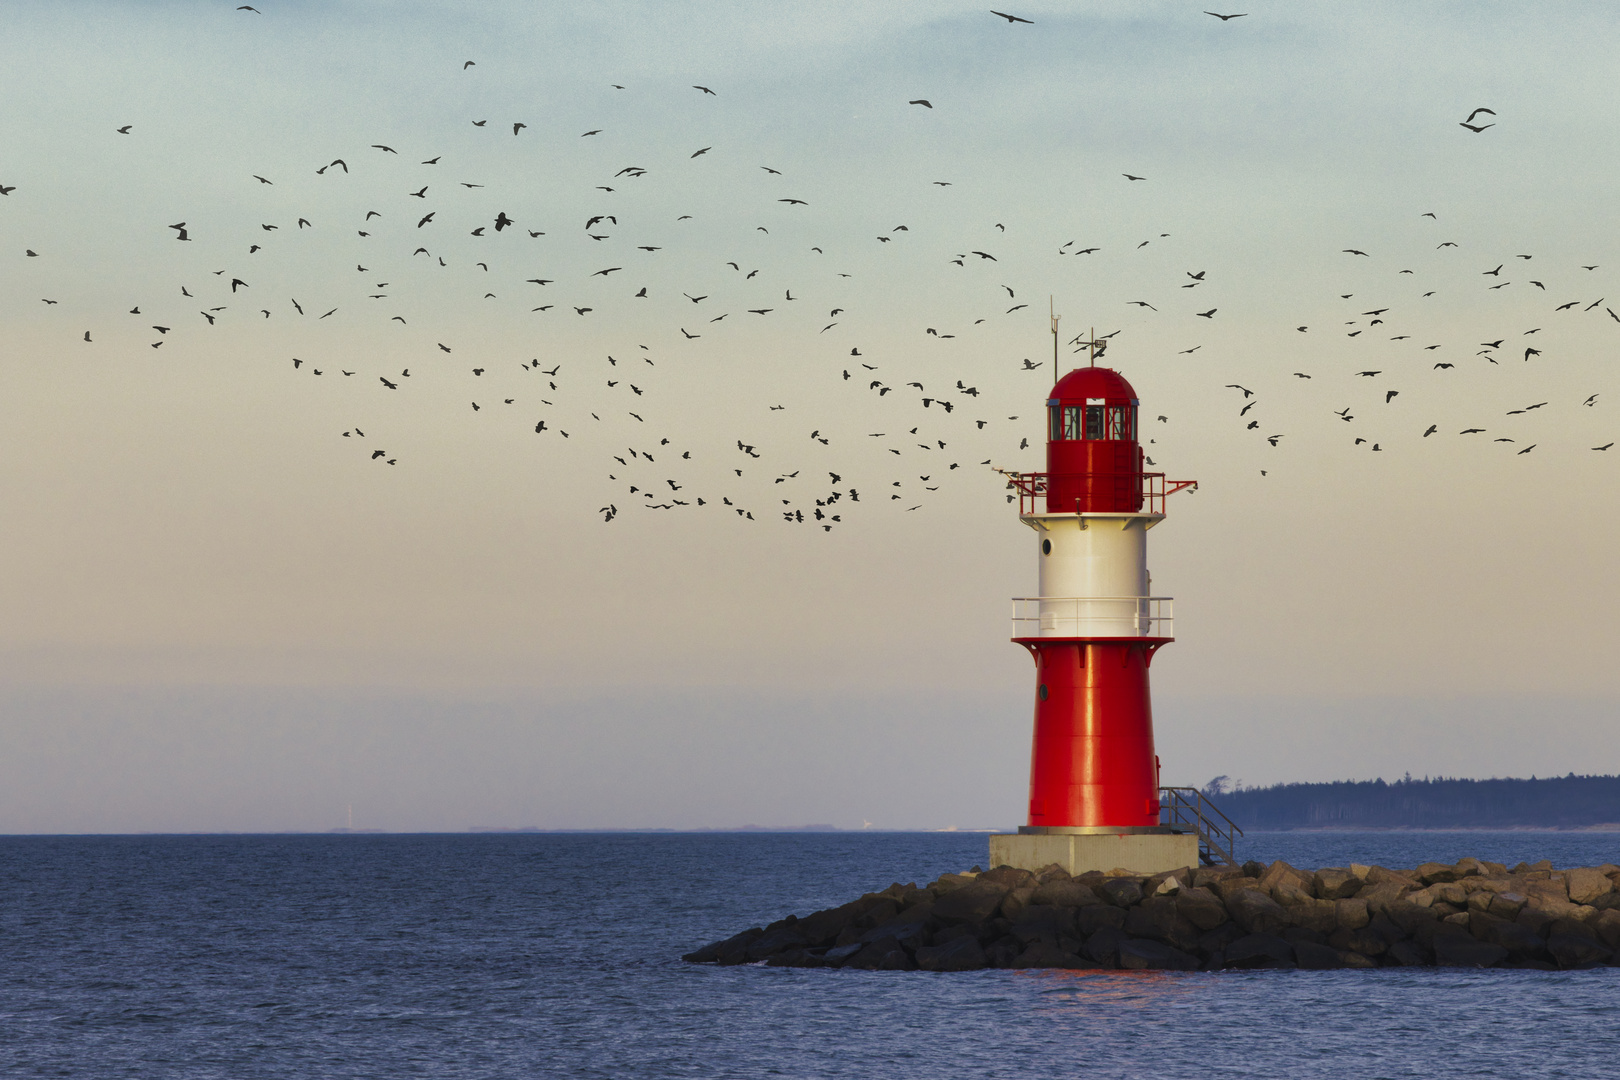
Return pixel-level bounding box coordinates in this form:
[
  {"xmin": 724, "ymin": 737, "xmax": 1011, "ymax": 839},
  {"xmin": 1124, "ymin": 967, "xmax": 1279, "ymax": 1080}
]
[
  {"xmin": 876, "ymin": 948, "xmax": 915, "ymax": 970},
  {"xmin": 1516, "ymin": 907, "xmax": 1558, "ymax": 938},
  {"xmin": 1364, "ymin": 866, "xmax": 1420, "ymax": 888},
  {"xmin": 1077, "ymin": 903, "xmax": 1127, "ymax": 936},
  {"xmin": 1595, "ymin": 909, "xmax": 1620, "ymax": 949},
  {"xmin": 1357, "ymin": 882, "xmax": 1414, "ymax": 916},
  {"xmin": 1258, "ymin": 860, "xmax": 1314, "ymax": 898},
  {"xmin": 1285, "ymin": 899, "xmax": 1341, "ymax": 935},
  {"xmin": 1434, "ymin": 936, "xmax": 1508, "ymax": 968},
  {"xmin": 1384, "ymin": 900, "xmax": 1441, "ymax": 936},
  {"xmin": 1083, "ymin": 926, "xmax": 1127, "ymax": 966},
  {"xmin": 859, "ymin": 919, "xmax": 928, "ymax": 950},
  {"xmin": 1293, "ymin": 941, "xmax": 1344, "ymax": 970},
  {"xmin": 932, "ymin": 872, "xmax": 977, "ymax": 894},
  {"xmin": 915, "ymin": 935, "xmax": 987, "ymax": 971},
  {"xmin": 1282, "ymin": 926, "xmax": 1325, "ymax": 946},
  {"xmin": 1118, "ymin": 939, "xmax": 1200, "ymax": 971},
  {"xmin": 1013, "ymin": 941, "xmax": 1090, "ymax": 968},
  {"xmin": 1241, "ymin": 860, "xmax": 1267, "ymax": 877},
  {"xmin": 1192, "ymin": 865, "xmax": 1246, "ymax": 890},
  {"xmin": 999, "ymin": 885, "xmax": 1036, "ymax": 921},
  {"xmin": 1416, "ymin": 862, "xmax": 1459, "ymax": 885},
  {"xmin": 682, "ymin": 926, "xmax": 762, "ymax": 964},
  {"xmin": 1227, "ymin": 888, "xmax": 1289, "ymax": 935},
  {"xmin": 1097, "ymin": 878, "xmax": 1145, "ymax": 908},
  {"xmin": 746, "ymin": 926, "xmax": 810, "ymax": 960},
  {"xmin": 1224, "ymin": 933, "xmax": 1295, "ymax": 969},
  {"xmin": 1032, "ymin": 880, "xmax": 1102, "ymax": 907},
  {"xmin": 1430, "ymin": 882, "xmax": 1469, "ymax": 906},
  {"xmin": 984, "ymin": 938, "xmax": 1023, "ymax": 968},
  {"xmin": 1339, "ymin": 950, "xmax": 1378, "ymax": 969},
  {"xmin": 840, "ymin": 938, "xmax": 906, "ymax": 969},
  {"xmin": 979, "ymin": 866, "xmax": 1036, "ymax": 887},
  {"xmin": 1175, "ymin": 886, "xmax": 1230, "ymax": 930},
  {"xmin": 1567, "ymin": 868, "xmax": 1614, "ymax": 906},
  {"xmin": 1313, "ymin": 867, "xmax": 1364, "ymax": 900},
  {"xmin": 1481, "ymin": 919, "xmax": 1549, "ymax": 961},
  {"xmin": 712, "ymin": 928, "xmax": 765, "ymax": 965},
  {"xmin": 1335, "ymin": 898, "xmax": 1371, "ymax": 930},
  {"xmin": 823, "ymin": 942, "xmax": 863, "ymax": 963},
  {"xmin": 1009, "ymin": 904, "xmax": 1079, "ymax": 945},
  {"xmin": 932, "ymin": 881, "xmax": 1012, "ymax": 925},
  {"xmin": 1328, "ymin": 926, "xmax": 1388, "ymax": 957},
  {"xmin": 1454, "ymin": 858, "xmax": 1486, "ymax": 878},
  {"xmin": 1487, "ymin": 892, "xmax": 1527, "ymax": 920},
  {"xmin": 1033, "ymin": 862, "xmax": 1071, "ymax": 884},
  {"xmin": 1124, "ymin": 896, "xmax": 1202, "ymax": 951},
  {"xmin": 795, "ymin": 896, "xmax": 888, "ymax": 946},
  {"xmin": 1385, "ymin": 940, "xmax": 1428, "ymax": 966}
]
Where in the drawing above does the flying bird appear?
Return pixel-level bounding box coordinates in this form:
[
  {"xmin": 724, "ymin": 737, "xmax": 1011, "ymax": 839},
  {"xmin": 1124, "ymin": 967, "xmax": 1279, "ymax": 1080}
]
[
  {"xmin": 909, "ymin": 99, "xmax": 932, "ymax": 108},
  {"xmin": 990, "ymin": 10, "xmax": 1033, "ymax": 23},
  {"xmin": 1205, "ymin": 11, "xmax": 1248, "ymax": 19}
]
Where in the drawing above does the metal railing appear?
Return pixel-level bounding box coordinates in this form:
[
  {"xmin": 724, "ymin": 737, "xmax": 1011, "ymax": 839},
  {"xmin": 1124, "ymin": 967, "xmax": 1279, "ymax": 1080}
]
[
  {"xmin": 1012, "ymin": 596, "xmax": 1173, "ymax": 638},
  {"xmin": 1159, "ymin": 787, "xmax": 1243, "ymax": 867},
  {"xmin": 1002, "ymin": 471, "xmax": 1198, "ymax": 517}
]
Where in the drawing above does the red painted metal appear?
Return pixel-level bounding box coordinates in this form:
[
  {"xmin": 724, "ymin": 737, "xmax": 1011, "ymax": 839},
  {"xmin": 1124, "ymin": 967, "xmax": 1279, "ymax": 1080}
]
[
  {"xmin": 1044, "ymin": 366, "xmax": 1143, "ymax": 513},
  {"xmin": 1016, "ymin": 638, "xmax": 1165, "ymax": 828}
]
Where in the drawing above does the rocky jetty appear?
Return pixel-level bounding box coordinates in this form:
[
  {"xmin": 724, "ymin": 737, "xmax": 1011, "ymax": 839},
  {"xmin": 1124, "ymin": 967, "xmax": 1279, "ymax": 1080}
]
[{"xmin": 683, "ymin": 858, "xmax": 1620, "ymax": 971}]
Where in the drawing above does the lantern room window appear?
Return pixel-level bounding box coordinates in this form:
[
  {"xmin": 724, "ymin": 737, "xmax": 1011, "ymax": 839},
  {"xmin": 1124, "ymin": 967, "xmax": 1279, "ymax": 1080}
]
[{"xmin": 1048, "ymin": 400, "xmax": 1137, "ymax": 441}]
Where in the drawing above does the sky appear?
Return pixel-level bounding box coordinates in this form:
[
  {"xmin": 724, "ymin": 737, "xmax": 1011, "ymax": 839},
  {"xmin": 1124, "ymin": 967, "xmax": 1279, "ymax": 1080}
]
[{"xmin": 2, "ymin": 1, "xmax": 1618, "ymax": 832}]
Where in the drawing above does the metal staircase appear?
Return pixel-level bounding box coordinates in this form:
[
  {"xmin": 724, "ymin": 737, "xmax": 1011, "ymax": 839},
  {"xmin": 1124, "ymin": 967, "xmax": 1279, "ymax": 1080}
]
[{"xmin": 1159, "ymin": 787, "xmax": 1243, "ymax": 866}]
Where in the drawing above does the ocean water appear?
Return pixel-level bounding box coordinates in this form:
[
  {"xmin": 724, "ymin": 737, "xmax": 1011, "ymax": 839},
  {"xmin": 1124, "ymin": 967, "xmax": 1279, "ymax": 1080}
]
[{"xmin": 1, "ymin": 831, "xmax": 1617, "ymax": 1079}]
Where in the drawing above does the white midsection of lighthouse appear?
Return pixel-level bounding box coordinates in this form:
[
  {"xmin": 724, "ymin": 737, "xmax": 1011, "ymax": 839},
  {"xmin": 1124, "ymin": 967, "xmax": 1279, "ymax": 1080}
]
[{"xmin": 1016, "ymin": 512, "xmax": 1171, "ymax": 638}]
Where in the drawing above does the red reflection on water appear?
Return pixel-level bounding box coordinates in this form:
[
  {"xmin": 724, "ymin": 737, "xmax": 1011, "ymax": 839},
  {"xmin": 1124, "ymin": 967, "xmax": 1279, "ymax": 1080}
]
[{"xmin": 1012, "ymin": 967, "xmax": 1210, "ymax": 1009}]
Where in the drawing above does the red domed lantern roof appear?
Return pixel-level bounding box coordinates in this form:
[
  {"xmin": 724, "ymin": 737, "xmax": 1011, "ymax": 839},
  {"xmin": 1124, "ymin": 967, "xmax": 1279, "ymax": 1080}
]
[{"xmin": 1050, "ymin": 366, "xmax": 1138, "ymax": 404}]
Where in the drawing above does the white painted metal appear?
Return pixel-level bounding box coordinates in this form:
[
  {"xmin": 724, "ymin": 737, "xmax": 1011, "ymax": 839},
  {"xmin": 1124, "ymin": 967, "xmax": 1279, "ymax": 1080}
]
[
  {"xmin": 1020, "ymin": 512, "xmax": 1168, "ymax": 636},
  {"xmin": 1012, "ymin": 597, "xmax": 1173, "ymax": 638}
]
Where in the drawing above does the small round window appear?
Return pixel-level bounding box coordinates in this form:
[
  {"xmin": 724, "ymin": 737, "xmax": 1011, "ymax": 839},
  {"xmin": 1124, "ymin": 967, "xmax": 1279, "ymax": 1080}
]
[
  {"xmin": 1041, "ymin": 539, "xmax": 1052, "ymax": 555},
  {"xmin": 1038, "ymin": 684, "xmax": 1048, "ymax": 701}
]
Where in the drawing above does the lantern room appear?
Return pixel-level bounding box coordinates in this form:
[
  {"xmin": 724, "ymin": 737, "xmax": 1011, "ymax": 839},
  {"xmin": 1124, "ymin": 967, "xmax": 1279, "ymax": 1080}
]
[{"xmin": 1045, "ymin": 366, "xmax": 1144, "ymax": 514}]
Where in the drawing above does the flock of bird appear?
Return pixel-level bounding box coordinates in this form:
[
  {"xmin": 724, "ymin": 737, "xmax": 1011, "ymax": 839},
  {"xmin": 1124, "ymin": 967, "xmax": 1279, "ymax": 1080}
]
[{"xmin": 6, "ymin": 7, "xmax": 1614, "ymax": 530}]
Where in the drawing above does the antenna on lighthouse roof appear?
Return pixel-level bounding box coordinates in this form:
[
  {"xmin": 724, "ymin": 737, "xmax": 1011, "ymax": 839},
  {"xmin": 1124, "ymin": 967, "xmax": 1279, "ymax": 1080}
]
[
  {"xmin": 1049, "ymin": 297, "xmax": 1059, "ymax": 385},
  {"xmin": 1089, "ymin": 327, "xmax": 1097, "ymax": 367}
]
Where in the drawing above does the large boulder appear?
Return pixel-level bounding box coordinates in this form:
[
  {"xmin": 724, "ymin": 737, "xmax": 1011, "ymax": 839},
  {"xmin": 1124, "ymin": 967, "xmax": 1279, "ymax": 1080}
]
[
  {"xmin": 1258, "ymin": 860, "xmax": 1315, "ymax": 904},
  {"xmin": 683, "ymin": 926, "xmax": 762, "ymax": 964},
  {"xmin": 1356, "ymin": 881, "xmax": 1414, "ymax": 916},
  {"xmin": 842, "ymin": 936, "xmax": 914, "ymax": 970},
  {"xmin": 1434, "ymin": 936, "xmax": 1507, "ymax": 967},
  {"xmin": 1124, "ymin": 896, "xmax": 1201, "ymax": 952},
  {"xmin": 1013, "ymin": 941, "xmax": 1090, "ymax": 969},
  {"xmin": 979, "ymin": 866, "xmax": 1036, "ymax": 889},
  {"xmin": 1384, "ymin": 900, "xmax": 1441, "ymax": 936},
  {"xmin": 1416, "ymin": 862, "xmax": 1460, "ymax": 885},
  {"xmin": 1032, "ymin": 880, "xmax": 1102, "ymax": 907},
  {"xmin": 916, "ymin": 935, "xmax": 987, "ymax": 971},
  {"xmin": 1285, "ymin": 899, "xmax": 1341, "ymax": 935},
  {"xmin": 1097, "ymin": 878, "xmax": 1145, "ymax": 908},
  {"xmin": 1547, "ymin": 930, "xmax": 1613, "ymax": 969},
  {"xmin": 1293, "ymin": 941, "xmax": 1344, "ymax": 970},
  {"xmin": 1487, "ymin": 892, "xmax": 1528, "ymax": 920},
  {"xmin": 1077, "ymin": 904, "xmax": 1128, "ymax": 937},
  {"xmin": 1335, "ymin": 898, "xmax": 1371, "ymax": 930},
  {"xmin": 1175, "ymin": 886, "xmax": 1230, "ymax": 930},
  {"xmin": 1328, "ymin": 925, "xmax": 1389, "ymax": 957},
  {"xmin": 1223, "ymin": 933, "xmax": 1295, "ymax": 969},
  {"xmin": 998, "ymin": 886, "xmax": 1037, "ymax": 921},
  {"xmin": 1083, "ymin": 926, "xmax": 1128, "ymax": 966},
  {"xmin": 1117, "ymin": 939, "xmax": 1200, "ymax": 971},
  {"xmin": 1009, "ymin": 904, "xmax": 1079, "ymax": 945},
  {"xmin": 794, "ymin": 896, "xmax": 890, "ymax": 946},
  {"xmin": 746, "ymin": 925, "xmax": 810, "ymax": 961},
  {"xmin": 1479, "ymin": 919, "xmax": 1549, "ymax": 961},
  {"xmin": 1313, "ymin": 867, "xmax": 1364, "ymax": 900},
  {"xmin": 1567, "ymin": 868, "xmax": 1614, "ymax": 906},
  {"xmin": 932, "ymin": 880, "xmax": 1012, "ymax": 925},
  {"xmin": 1364, "ymin": 866, "xmax": 1420, "ymax": 888},
  {"xmin": 1227, "ymin": 888, "xmax": 1289, "ymax": 935},
  {"xmin": 1594, "ymin": 909, "xmax": 1620, "ymax": 949}
]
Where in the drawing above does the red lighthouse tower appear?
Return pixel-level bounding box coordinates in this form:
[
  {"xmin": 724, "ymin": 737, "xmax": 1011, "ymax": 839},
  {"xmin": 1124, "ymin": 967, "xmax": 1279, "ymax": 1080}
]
[{"xmin": 990, "ymin": 352, "xmax": 1204, "ymax": 875}]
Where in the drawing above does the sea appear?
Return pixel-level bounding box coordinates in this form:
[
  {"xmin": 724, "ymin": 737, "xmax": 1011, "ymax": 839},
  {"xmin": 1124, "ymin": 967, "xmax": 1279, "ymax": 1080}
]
[{"xmin": 1, "ymin": 831, "xmax": 1617, "ymax": 1079}]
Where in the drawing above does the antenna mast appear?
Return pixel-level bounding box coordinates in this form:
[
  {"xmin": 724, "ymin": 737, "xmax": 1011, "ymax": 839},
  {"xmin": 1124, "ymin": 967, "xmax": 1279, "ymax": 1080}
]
[{"xmin": 1049, "ymin": 297, "xmax": 1059, "ymax": 385}]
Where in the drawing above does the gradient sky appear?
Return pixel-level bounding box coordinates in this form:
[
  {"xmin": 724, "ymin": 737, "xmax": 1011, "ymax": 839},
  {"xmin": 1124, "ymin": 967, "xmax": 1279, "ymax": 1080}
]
[{"xmin": 2, "ymin": 1, "xmax": 1618, "ymax": 832}]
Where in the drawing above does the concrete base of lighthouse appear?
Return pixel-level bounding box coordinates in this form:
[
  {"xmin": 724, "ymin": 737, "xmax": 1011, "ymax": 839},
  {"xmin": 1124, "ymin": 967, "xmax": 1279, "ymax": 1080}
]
[{"xmin": 989, "ymin": 829, "xmax": 1200, "ymax": 876}]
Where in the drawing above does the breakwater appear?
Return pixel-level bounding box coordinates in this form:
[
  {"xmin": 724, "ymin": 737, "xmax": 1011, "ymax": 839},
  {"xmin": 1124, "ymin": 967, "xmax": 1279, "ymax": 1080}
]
[{"xmin": 683, "ymin": 857, "xmax": 1620, "ymax": 970}]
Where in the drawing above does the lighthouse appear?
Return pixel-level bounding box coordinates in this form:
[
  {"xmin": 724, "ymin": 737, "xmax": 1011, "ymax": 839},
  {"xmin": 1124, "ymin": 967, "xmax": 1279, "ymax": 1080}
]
[{"xmin": 989, "ymin": 352, "xmax": 1207, "ymax": 875}]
